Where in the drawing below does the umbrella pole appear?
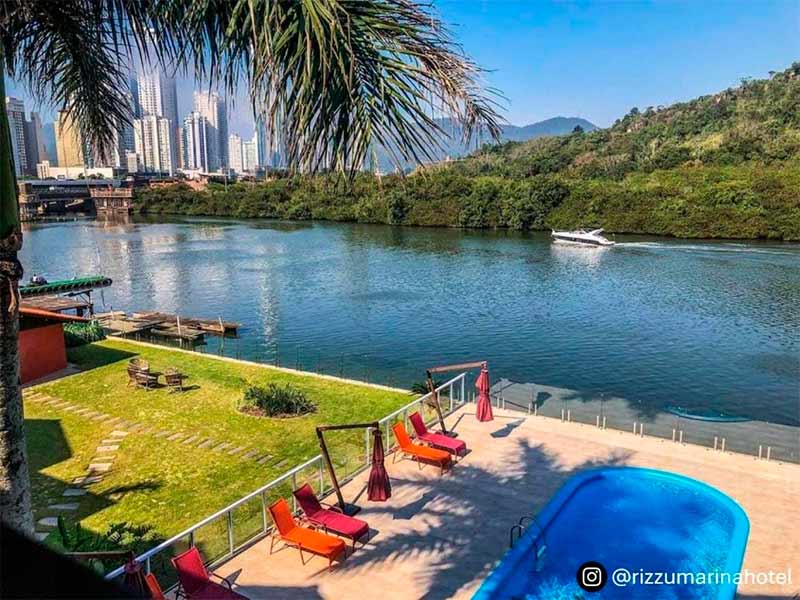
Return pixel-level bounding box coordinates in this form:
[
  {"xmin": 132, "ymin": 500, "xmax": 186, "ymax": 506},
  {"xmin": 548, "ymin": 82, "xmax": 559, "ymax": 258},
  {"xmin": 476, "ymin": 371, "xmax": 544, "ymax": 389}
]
[
  {"xmin": 316, "ymin": 422, "xmax": 378, "ymax": 516},
  {"xmin": 316, "ymin": 428, "xmax": 348, "ymax": 512},
  {"xmin": 426, "ymin": 372, "xmax": 452, "ymax": 436}
]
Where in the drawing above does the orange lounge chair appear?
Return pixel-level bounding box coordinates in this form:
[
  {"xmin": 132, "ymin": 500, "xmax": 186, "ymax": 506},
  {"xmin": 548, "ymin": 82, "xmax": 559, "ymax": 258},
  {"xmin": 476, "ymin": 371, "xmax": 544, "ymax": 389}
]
[
  {"xmin": 392, "ymin": 422, "xmax": 452, "ymax": 474},
  {"xmin": 268, "ymin": 498, "xmax": 346, "ymax": 570}
]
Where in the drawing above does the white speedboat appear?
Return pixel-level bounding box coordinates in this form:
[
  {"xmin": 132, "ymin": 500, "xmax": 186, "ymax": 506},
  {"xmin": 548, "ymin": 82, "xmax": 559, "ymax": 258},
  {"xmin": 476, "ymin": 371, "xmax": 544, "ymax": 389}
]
[{"xmin": 551, "ymin": 228, "xmax": 615, "ymax": 246}]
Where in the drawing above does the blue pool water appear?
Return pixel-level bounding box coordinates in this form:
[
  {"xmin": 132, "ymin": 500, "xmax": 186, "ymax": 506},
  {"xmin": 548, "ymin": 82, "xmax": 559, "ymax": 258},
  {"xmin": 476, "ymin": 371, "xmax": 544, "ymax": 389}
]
[{"xmin": 475, "ymin": 468, "xmax": 749, "ymax": 600}]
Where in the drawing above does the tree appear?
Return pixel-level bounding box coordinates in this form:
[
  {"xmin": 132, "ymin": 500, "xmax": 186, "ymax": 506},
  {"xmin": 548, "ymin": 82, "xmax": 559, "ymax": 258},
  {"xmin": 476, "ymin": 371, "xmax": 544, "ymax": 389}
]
[
  {"xmin": 0, "ymin": 0, "xmax": 501, "ymax": 533},
  {"xmin": 572, "ymin": 125, "xmax": 584, "ymax": 134}
]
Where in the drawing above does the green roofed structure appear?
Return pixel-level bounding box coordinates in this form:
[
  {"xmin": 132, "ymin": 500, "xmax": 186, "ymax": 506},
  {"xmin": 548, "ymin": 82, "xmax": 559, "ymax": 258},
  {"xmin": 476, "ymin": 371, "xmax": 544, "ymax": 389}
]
[{"xmin": 19, "ymin": 276, "xmax": 112, "ymax": 298}]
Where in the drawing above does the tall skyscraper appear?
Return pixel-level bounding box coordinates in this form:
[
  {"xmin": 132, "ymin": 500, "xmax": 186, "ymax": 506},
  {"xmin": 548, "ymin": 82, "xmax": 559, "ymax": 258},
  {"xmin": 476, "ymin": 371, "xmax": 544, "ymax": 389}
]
[
  {"xmin": 193, "ymin": 90, "xmax": 228, "ymax": 171},
  {"xmin": 242, "ymin": 137, "xmax": 258, "ymax": 173},
  {"xmin": 134, "ymin": 115, "xmax": 175, "ymax": 174},
  {"xmin": 55, "ymin": 110, "xmax": 85, "ymax": 168},
  {"xmin": 137, "ymin": 70, "xmax": 179, "ymax": 169},
  {"xmin": 182, "ymin": 111, "xmax": 209, "ymax": 171},
  {"xmin": 5, "ymin": 97, "xmax": 27, "ymax": 176},
  {"xmin": 255, "ymin": 114, "xmax": 286, "ymax": 169},
  {"xmin": 23, "ymin": 112, "xmax": 47, "ymax": 176},
  {"xmin": 41, "ymin": 122, "xmax": 58, "ymax": 166},
  {"xmin": 128, "ymin": 76, "xmax": 141, "ymax": 119},
  {"xmin": 228, "ymin": 134, "xmax": 244, "ymax": 173}
]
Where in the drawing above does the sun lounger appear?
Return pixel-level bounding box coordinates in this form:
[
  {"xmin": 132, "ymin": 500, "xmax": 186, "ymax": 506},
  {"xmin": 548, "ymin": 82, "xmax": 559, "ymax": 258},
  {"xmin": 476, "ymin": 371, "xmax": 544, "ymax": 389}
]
[
  {"xmin": 409, "ymin": 411, "xmax": 467, "ymax": 458},
  {"xmin": 293, "ymin": 483, "xmax": 370, "ymax": 551},
  {"xmin": 268, "ymin": 498, "xmax": 346, "ymax": 569},
  {"xmin": 171, "ymin": 546, "xmax": 248, "ymax": 600},
  {"xmin": 392, "ymin": 422, "xmax": 452, "ymax": 474}
]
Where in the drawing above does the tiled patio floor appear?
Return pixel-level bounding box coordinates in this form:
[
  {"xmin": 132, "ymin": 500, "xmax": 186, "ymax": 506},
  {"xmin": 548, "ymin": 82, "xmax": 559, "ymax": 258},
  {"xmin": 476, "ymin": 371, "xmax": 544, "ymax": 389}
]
[{"xmin": 215, "ymin": 406, "xmax": 800, "ymax": 599}]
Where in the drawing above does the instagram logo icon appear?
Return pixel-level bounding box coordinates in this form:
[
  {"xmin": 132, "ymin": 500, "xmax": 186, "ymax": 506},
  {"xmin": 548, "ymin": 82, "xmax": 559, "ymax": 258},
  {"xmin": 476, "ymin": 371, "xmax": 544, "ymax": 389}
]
[{"xmin": 577, "ymin": 561, "xmax": 608, "ymax": 592}]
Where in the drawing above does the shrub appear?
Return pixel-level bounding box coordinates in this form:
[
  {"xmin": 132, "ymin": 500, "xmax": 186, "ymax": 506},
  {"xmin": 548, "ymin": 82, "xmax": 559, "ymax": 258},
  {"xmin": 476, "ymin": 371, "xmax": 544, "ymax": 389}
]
[
  {"xmin": 63, "ymin": 320, "xmax": 106, "ymax": 347},
  {"xmin": 55, "ymin": 517, "xmax": 158, "ymax": 574},
  {"xmin": 240, "ymin": 383, "xmax": 316, "ymax": 417}
]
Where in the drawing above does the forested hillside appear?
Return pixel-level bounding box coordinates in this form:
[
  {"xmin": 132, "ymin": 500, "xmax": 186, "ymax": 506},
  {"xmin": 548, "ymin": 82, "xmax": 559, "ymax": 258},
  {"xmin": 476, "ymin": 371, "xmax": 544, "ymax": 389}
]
[{"xmin": 137, "ymin": 64, "xmax": 800, "ymax": 240}]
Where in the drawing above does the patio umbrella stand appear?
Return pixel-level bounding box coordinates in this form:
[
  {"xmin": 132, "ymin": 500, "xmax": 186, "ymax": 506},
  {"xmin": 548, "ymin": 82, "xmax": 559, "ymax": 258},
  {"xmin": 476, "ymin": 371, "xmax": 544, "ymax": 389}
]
[{"xmin": 316, "ymin": 422, "xmax": 391, "ymax": 516}]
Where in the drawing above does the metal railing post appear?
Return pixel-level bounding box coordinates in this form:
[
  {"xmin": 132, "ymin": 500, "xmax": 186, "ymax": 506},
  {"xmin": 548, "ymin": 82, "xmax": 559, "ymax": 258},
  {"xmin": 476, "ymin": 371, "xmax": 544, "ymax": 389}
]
[
  {"xmin": 291, "ymin": 474, "xmax": 298, "ymax": 511},
  {"xmin": 145, "ymin": 557, "xmax": 151, "ymax": 575},
  {"xmin": 365, "ymin": 428, "xmax": 371, "ymax": 465},
  {"xmin": 461, "ymin": 376, "xmax": 465, "ymax": 408},
  {"xmin": 318, "ymin": 459, "xmax": 324, "ymax": 493},
  {"xmin": 261, "ymin": 491, "xmax": 268, "ymax": 533},
  {"xmin": 227, "ymin": 511, "xmax": 235, "ymax": 554}
]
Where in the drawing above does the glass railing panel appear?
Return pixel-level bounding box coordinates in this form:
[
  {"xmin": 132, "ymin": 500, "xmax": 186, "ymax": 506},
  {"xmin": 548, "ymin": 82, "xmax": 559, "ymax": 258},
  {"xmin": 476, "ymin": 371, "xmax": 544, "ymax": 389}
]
[
  {"xmin": 192, "ymin": 515, "xmax": 230, "ymax": 565},
  {"xmin": 231, "ymin": 495, "xmax": 264, "ymax": 550}
]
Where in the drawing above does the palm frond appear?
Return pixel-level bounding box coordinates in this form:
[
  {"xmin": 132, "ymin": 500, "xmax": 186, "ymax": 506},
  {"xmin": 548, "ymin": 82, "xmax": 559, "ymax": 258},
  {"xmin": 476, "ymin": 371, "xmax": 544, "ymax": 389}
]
[
  {"xmin": 2, "ymin": 0, "xmax": 503, "ymax": 174},
  {"xmin": 2, "ymin": 1, "xmax": 179, "ymax": 158},
  {"xmin": 166, "ymin": 0, "xmax": 504, "ymax": 173}
]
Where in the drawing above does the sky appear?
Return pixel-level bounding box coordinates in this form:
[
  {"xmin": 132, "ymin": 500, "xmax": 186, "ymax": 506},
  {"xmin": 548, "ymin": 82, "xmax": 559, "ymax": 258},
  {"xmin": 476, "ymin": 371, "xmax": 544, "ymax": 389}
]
[{"xmin": 6, "ymin": 0, "xmax": 799, "ymax": 136}]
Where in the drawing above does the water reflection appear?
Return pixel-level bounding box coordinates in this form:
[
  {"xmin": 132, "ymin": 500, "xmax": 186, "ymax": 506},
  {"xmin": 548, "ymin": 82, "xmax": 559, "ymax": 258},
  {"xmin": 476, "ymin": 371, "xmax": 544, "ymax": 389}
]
[{"xmin": 18, "ymin": 218, "xmax": 800, "ymax": 426}]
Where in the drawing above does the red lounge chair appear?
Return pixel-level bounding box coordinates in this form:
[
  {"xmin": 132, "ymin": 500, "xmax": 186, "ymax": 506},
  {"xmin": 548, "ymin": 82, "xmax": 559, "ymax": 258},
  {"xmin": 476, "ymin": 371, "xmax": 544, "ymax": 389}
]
[
  {"xmin": 293, "ymin": 483, "xmax": 370, "ymax": 551},
  {"xmin": 145, "ymin": 573, "xmax": 166, "ymax": 600},
  {"xmin": 268, "ymin": 498, "xmax": 346, "ymax": 570},
  {"xmin": 409, "ymin": 412, "xmax": 467, "ymax": 459},
  {"xmin": 171, "ymin": 546, "xmax": 248, "ymax": 600},
  {"xmin": 392, "ymin": 422, "xmax": 452, "ymax": 474}
]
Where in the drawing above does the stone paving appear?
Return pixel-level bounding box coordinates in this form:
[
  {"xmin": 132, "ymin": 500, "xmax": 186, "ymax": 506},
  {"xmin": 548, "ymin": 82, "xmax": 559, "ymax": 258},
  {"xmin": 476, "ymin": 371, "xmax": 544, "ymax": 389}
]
[
  {"xmin": 23, "ymin": 386, "xmax": 286, "ymax": 540},
  {"xmin": 214, "ymin": 406, "xmax": 800, "ymax": 600}
]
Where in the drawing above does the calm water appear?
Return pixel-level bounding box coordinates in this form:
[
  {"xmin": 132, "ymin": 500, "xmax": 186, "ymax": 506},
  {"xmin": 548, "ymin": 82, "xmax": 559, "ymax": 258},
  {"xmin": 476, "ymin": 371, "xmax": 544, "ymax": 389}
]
[{"xmin": 20, "ymin": 217, "xmax": 800, "ymax": 425}]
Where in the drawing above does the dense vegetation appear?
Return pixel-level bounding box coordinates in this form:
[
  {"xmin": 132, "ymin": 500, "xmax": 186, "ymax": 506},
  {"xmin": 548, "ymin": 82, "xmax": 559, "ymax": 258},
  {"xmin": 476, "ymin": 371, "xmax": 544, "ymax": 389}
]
[{"xmin": 137, "ymin": 65, "xmax": 800, "ymax": 240}]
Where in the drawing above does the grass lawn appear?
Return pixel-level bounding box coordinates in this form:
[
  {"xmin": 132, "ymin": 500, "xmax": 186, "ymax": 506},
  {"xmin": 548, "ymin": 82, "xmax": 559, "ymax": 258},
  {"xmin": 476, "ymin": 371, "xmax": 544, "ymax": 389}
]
[{"xmin": 26, "ymin": 339, "xmax": 412, "ymax": 550}]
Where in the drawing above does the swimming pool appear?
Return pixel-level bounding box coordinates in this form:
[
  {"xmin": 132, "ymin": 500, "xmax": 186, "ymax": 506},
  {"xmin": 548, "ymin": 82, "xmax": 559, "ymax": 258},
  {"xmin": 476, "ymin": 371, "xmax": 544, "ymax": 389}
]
[{"xmin": 474, "ymin": 467, "xmax": 749, "ymax": 599}]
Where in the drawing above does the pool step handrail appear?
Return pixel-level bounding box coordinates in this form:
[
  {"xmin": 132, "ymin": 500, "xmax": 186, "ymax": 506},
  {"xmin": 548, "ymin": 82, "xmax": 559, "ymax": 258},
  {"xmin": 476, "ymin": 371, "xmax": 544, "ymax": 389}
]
[{"xmin": 512, "ymin": 514, "xmax": 548, "ymax": 572}]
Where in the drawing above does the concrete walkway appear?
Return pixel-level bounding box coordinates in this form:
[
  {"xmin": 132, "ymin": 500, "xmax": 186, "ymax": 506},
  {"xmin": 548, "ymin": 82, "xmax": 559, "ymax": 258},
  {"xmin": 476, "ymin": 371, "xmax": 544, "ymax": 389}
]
[{"xmin": 214, "ymin": 406, "xmax": 800, "ymax": 599}]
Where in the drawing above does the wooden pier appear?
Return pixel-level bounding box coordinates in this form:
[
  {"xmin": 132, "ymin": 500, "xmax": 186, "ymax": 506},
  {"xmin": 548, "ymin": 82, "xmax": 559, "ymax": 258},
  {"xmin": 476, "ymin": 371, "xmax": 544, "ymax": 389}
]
[
  {"xmin": 130, "ymin": 312, "xmax": 239, "ymax": 336},
  {"xmin": 96, "ymin": 311, "xmax": 240, "ymax": 348}
]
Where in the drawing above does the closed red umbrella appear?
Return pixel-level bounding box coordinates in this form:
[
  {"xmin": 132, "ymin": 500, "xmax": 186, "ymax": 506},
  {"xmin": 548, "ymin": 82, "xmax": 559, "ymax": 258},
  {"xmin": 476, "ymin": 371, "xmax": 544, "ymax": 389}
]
[
  {"xmin": 367, "ymin": 428, "xmax": 391, "ymax": 501},
  {"xmin": 122, "ymin": 555, "xmax": 149, "ymax": 598},
  {"xmin": 475, "ymin": 364, "xmax": 494, "ymax": 422}
]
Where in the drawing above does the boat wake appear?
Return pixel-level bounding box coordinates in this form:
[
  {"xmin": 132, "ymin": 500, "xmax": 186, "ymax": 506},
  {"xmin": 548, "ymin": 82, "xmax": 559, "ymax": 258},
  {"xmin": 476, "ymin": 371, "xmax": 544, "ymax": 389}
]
[{"xmin": 616, "ymin": 241, "xmax": 800, "ymax": 256}]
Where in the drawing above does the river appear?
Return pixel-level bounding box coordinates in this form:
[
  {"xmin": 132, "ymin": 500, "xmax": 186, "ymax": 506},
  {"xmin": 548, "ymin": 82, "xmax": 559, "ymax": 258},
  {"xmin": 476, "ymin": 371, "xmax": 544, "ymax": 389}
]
[{"xmin": 20, "ymin": 217, "xmax": 800, "ymax": 426}]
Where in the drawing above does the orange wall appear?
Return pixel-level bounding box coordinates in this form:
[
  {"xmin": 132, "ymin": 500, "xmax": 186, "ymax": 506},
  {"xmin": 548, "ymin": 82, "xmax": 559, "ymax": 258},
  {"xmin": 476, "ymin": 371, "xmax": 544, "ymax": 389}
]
[{"xmin": 19, "ymin": 324, "xmax": 67, "ymax": 384}]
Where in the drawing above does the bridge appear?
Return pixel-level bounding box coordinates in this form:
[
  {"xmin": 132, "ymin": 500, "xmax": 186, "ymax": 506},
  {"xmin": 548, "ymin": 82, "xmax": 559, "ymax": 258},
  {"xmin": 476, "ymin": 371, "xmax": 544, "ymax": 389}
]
[{"xmin": 18, "ymin": 179, "xmax": 134, "ymax": 220}]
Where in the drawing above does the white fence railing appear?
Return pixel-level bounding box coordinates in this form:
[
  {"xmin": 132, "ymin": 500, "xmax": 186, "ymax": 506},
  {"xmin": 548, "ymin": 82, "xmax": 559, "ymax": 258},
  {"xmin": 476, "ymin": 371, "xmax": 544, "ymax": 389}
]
[{"xmin": 105, "ymin": 372, "xmax": 468, "ymax": 582}]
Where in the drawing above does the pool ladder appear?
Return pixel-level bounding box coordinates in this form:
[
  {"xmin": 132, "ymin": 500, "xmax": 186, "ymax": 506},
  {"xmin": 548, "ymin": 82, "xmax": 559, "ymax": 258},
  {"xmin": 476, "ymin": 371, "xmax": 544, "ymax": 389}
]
[{"xmin": 508, "ymin": 514, "xmax": 547, "ymax": 573}]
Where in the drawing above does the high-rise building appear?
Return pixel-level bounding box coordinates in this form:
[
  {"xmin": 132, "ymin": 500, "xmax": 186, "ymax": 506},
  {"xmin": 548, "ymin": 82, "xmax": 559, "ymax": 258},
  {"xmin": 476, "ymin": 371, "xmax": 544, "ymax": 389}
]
[
  {"xmin": 255, "ymin": 114, "xmax": 286, "ymax": 169},
  {"xmin": 5, "ymin": 97, "xmax": 27, "ymax": 176},
  {"xmin": 182, "ymin": 111, "xmax": 209, "ymax": 171},
  {"xmin": 134, "ymin": 115, "xmax": 174, "ymax": 174},
  {"xmin": 128, "ymin": 76, "xmax": 141, "ymax": 119},
  {"xmin": 41, "ymin": 122, "xmax": 58, "ymax": 166},
  {"xmin": 55, "ymin": 110, "xmax": 85, "ymax": 168},
  {"xmin": 242, "ymin": 137, "xmax": 258, "ymax": 173},
  {"xmin": 228, "ymin": 134, "xmax": 244, "ymax": 173},
  {"xmin": 23, "ymin": 112, "xmax": 47, "ymax": 176},
  {"xmin": 193, "ymin": 90, "xmax": 228, "ymax": 171},
  {"xmin": 137, "ymin": 70, "xmax": 179, "ymax": 168}
]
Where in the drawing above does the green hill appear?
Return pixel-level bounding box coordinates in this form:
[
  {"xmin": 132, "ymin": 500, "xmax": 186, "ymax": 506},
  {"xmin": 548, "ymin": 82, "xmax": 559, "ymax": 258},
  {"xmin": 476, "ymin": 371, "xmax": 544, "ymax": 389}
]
[
  {"xmin": 138, "ymin": 64, "xmax": 800, "ymax": 240},
  {"xmin": 453, "ymin": 63, "xmax": 800, "ymax": 179}
]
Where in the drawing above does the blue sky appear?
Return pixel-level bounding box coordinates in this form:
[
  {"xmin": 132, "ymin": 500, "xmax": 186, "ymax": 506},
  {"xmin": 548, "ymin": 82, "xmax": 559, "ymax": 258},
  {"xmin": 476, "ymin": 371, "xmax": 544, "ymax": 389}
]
[{"xmin": 7, "ymin": 0, "xmax": 799, "ymax": 136}]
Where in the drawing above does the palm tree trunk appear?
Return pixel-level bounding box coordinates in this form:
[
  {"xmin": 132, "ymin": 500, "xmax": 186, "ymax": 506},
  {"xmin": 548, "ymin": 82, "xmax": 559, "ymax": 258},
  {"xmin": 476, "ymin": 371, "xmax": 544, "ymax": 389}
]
[{"xmin": 0, "ymin": 56, "xmax": 33, "ymax": 534}]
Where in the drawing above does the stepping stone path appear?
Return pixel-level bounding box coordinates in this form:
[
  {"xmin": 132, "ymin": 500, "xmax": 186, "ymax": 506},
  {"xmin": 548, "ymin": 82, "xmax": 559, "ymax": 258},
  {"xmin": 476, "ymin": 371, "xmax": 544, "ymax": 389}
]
[
  {"xmin": 25, "ymin": 388, "xmax": 295, "ymax": 540},
  {"xmin": 26, "ymin": 392, "xmax": 133, "ymax": 543}
]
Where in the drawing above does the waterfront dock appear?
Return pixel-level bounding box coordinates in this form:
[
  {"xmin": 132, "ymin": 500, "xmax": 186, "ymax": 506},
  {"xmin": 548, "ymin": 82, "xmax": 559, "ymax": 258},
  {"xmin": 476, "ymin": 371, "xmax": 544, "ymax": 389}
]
[{"xmin": 96, "ymin": 311, "xmax": 240, "ymax": 347}]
